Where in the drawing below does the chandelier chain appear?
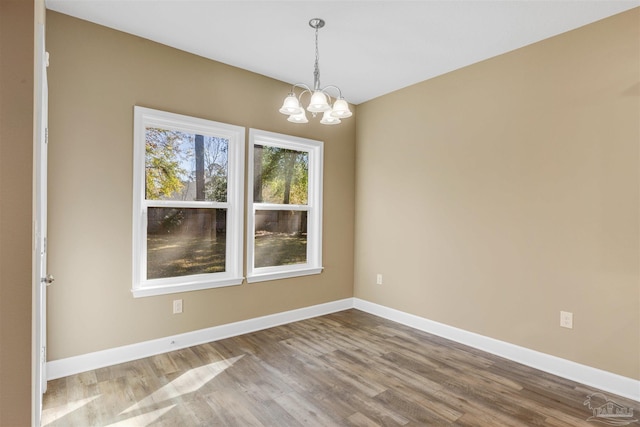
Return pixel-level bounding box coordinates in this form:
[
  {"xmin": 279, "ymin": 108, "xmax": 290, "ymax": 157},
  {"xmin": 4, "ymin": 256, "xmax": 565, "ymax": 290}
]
[{"xmin": 313, "ymin": 25, "xmax": 320, "ymax": 91}]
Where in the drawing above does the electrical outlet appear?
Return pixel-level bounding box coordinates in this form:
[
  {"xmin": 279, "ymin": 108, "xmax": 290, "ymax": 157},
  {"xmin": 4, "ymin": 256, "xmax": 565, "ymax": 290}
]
[
  {"xmin": 173, "ymin": 299, "xmax": 183, "ymax": 314},
  {"xmin": 560, "ymin": 311, "xmax": 573, "ymax": 329},
  {"xmin": 376, "ymin": 274, "xmax": 383, "ymax": 285}
]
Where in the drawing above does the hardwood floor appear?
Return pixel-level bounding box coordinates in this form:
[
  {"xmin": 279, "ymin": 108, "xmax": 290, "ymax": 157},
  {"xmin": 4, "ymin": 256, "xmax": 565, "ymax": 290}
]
[{"xmin": 42, "ymin": 309, "xmax": 638, "ymax": 426}]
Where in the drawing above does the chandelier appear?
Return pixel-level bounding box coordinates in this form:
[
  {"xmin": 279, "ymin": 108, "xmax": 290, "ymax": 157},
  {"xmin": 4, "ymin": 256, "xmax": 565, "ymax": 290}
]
[{"xmin": 279, "ymin": 18, "xmax": 353, "ymax": 125}]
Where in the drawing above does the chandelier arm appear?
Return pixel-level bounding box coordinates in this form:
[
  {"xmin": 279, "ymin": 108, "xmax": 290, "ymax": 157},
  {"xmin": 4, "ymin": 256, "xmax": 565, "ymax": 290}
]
[
  {"xmin": 291, "ymin": 83, "xmax": 311, "ymax": 94},
  {"xmin": 290, "ymin": 84, "xmax": 312, "ymax": 103},
  {"xmin": 320, "ymin": 85, "xmax": 344, "ymax": 101},
  {"xmin": 297, "ymin": 88, "xmax": 311, "ymax": 103}
]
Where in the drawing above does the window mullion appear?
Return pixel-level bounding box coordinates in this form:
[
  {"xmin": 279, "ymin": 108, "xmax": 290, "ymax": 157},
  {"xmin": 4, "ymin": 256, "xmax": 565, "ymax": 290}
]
[
  {"xmin": 253, "ymin": 203, "xmax": 309, "ymax": 211},
  {"xmin": 145, "ymin": 200, "xmax": 230, "ymax": 209}
]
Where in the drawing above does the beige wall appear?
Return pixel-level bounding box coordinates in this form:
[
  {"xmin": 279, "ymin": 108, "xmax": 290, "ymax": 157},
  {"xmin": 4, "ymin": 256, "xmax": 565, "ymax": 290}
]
[
  {"xmin": 355, "ymin": 9, "xmax": 639, "ymax": 380},
  {"xmin": 0, "ymin": 0, "xmax": 36, "ymax": 424},
  {"xmin": 46, "ymin": 11, "xmax": 356, "ymax": 360}
]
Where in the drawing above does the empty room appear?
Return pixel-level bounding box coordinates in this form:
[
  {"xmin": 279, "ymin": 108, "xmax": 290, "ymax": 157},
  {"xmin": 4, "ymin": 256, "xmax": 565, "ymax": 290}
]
[{"xmin": 1, "ymin": 1, "xmax": 638, "ymax": 426}]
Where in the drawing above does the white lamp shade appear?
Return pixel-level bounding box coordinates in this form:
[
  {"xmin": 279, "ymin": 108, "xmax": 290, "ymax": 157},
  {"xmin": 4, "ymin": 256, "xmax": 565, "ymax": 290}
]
[
  {"xmin": 330, "ymin": 98, "xmax": 352, "ymax": 118},
  {"xmin": 320, "ymin": 110, "xmax": 341, "ymax": 125},
  {"xmin": 287, "ymin": 110, "xmax": 309, "ymax": 123},
  {"xmin": 279, "ymin": 94, "xmax": 303, "ymax": 115},
  {"xmin": 307, "ymin": 91, "xmax": 331, "ymax": 112}
]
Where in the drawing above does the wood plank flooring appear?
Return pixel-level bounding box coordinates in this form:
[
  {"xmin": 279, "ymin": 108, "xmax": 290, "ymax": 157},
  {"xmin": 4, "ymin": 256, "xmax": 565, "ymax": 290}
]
[{"xmin": 42, "ymin": 309, "xmax": 638, "ymax": 426}]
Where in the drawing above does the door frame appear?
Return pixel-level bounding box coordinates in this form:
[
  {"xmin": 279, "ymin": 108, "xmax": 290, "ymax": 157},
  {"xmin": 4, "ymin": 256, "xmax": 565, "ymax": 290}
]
[{"xmin": 33, "ymin": 21, "xmax": 48, "ymax": 427}]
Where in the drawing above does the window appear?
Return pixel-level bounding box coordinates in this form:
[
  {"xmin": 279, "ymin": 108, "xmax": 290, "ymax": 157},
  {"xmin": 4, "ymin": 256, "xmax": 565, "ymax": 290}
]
[
  {"xmin": 132, "ymin": 107, "xmax": 244, "ymax": 297},
  {"xmin": 247, "ymin": 129, "xmax": 323, "ymax": 282}
]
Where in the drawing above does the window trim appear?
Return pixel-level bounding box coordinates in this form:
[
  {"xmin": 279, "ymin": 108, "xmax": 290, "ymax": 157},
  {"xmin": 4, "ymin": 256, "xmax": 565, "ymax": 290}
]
[
  {"xmin": 246, "ymin": 129, "xmax": 323, "ymax": 283},
  {"xmin": 132, "ymin": 106, "xmax": 245, "ymax": 297}
]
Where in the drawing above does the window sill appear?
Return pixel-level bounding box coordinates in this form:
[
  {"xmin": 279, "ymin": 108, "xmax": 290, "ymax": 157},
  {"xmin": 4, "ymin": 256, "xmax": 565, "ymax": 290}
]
[
  {"xmin": 132, "ymin": 276, "xmax": 244, "ymax": 298},
  {"xmin": 246, "ymin": 267, "xmax": 323, "ymax": 284}
]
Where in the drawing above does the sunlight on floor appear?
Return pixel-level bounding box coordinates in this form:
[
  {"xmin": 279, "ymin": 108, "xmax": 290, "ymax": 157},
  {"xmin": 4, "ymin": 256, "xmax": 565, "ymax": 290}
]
[
  {"xmin": 42, "ymin": 395, "xmax": 100, "ymax": 426},
  {"xmin": 105, "ymin": 405, "xmax": 176, "ymax": 427},
  {"xmin": 121, "ymin": 354, "xmax": 244, "ymax": 415},
  {"xmin": 43, "ymin": 354, "xmax": 244, "ymax": 426}
]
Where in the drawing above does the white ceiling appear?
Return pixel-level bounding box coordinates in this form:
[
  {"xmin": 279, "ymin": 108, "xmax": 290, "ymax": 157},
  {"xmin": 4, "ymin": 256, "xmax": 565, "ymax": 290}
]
[{"xmin": 45, "ymin": 0, "xmax": 639, "ymax": 105}]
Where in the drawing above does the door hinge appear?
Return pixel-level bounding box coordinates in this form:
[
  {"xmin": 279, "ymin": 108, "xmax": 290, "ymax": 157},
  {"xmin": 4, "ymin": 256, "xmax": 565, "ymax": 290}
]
[{"xmin": 45, "ymin": 127, "xmax": 48, "ymax": 145}]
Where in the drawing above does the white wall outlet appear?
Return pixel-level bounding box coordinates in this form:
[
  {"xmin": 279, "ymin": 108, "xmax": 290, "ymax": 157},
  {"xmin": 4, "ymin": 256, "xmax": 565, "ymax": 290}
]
[
  {"xmin": 376, "ymin": 274, "xmax": 383, "ymax": 285},
  {"xmin": 560, "ymin": 311, "xmax": 573, "ymax": 329},
  {"xmin": 173, "ymin": 299, "xmax": 183, "ymax": 314}
]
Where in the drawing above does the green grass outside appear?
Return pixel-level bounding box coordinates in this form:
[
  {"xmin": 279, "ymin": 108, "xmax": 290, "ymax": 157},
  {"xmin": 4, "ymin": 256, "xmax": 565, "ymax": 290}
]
[
  {"xmin": 255, "ymin": 232, "xmax": 307, "ymax": 268},
  {"xmin": 147, "ymin": 234, "xmax": 226, "ymax": 279},
  {"xmin": 147, "ymin": 232, "xmax": 306, "ymax": 279}
]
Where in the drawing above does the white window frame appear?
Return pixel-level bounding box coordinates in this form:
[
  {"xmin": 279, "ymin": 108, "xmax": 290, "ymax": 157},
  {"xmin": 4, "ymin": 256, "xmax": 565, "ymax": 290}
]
[
  {"xmin": 132, "ymin": 106, "xmax": 245, "ymax": 297},
  {"xmin": 247, "ymin": 129, "xmax": 323, "ymax": 283}
]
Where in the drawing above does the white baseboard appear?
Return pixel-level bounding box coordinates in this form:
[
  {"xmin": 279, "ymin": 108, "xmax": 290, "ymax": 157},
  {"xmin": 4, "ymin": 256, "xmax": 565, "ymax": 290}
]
[
  {"xmin": 353, "ymin": 298, "xmax": 640, "ymax": 402},
  {"xmin": 47, "ymin": 296, "xmax": 639, "ymax": 402},
  {"xmin": 46, "ymin": 298, "xmax": 353, "ymax": 381}
]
